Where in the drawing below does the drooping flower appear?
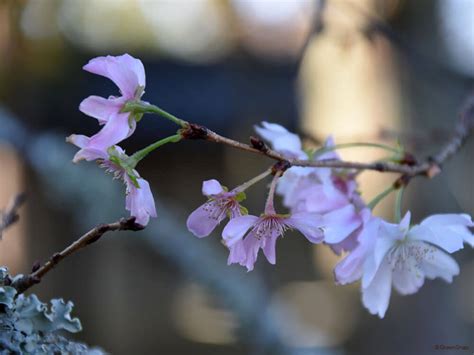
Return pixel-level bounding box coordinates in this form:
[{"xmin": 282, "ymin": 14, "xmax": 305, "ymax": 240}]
[
  {"xmin": 223, "ymin": 210, "xmax": 324, "ymax": 271},
  {"xmin": 222, "ymin": 172, "xmax": 325, "ymax": 271},
  {"xmin": 360, "ymin": 212, "xmax": 473, "ymax": 318},
  {"xmin": 298, "ymin": 173, "xmax": 366, "ymax": 254},
  {"xmin": 186, "ymin": 179, "xmax": 246, "ymax": 238},
  {"xmin": 78, "ymin": 54, "xmax": 146, "ymax": 148},
  {"xmin": 254, "ymin": 122, "xmax": 364, "ymax": 253},
  {"xmin": 68, "ymin": 138, "xmax": 156, "ymax": 226},
  {"xmin": 255, "ymin": 122, "xmax": 337, "ymax": 207}
]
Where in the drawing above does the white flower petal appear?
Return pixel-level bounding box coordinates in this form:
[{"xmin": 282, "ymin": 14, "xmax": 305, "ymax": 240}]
[
  {"xmin": 391, "ymin": 253, "xmax": 425, "ymax": 295},
  {"xmin": 409, "ymin": 213, "xmax": 474, "ymax": 252},
  {"xmin": 255, "ymin": 121, "xmax": 304, "ymax": 157},
  {"xmin": 409, "ymin": 225, "xmax": 466, "ymax": 253},
  {"xmin": 362, "ymin": 258, "xmax": 392, "ymax": 318},
  {"xmin": 420, "ymin": 247, "xmax": 460, "ymax": 283},
  {"xmin": 420, "ymin": 213, "xmax": 473, "ymax": 227},
  {"xmin": 362, "ymin": 235, "xmax": 396, "ymax": 289}
]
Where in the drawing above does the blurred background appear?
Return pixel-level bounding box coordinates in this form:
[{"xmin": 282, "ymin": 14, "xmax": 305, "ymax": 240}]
[{"xmin": 0, "ymin": 0, "xmax": 473, "ymax": 354}]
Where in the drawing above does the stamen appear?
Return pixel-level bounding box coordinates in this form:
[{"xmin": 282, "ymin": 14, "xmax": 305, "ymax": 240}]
[
  {"xmin": 387, "ymin": 241, "xmax": 436, "ymax": 272},
  {"xmin": 251, "ymin": 216, "xmax": 288, "ymax": 240}
]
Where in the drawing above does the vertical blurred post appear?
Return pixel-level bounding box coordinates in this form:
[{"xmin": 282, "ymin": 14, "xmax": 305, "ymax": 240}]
[
  {"xmin": 0, "ymin": 146, "xmax": 26, "ymax": 273},
  {"xmin": 299, "ymin": 0, "xmax": 402, "ymax": 216},
  {"xmin": 300, "ymin": 0, "xmax": 403, "ymax": 271}
]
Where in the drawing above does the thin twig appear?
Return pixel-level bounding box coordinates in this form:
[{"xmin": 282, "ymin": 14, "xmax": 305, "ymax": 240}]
[
  {"xmin": 180, "ymin": 95, "xmax": 473, "ymax": 180},
  {"xmin": 0, "ymin": 193, "xmax": 26, "ymax": 239},
  {"xmin": 12, "ymin": 217, "xmax": 144, "ymax": 294}
]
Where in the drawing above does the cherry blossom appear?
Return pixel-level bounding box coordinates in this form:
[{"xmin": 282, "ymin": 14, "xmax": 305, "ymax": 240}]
[
  {"xmin": 360, "ymin": 212, "xmax": 473, "ymax": 318},
  {"xmin": 255, "ymin": 122, "xmax": 365, "ymax": 253},
  {"xmin": 222, "ymin": 173, "xmax": 324, "ymax": 271},
  {"xmin": 187, "ymin": 179, "xmax": 246, "ymax": 238},
  {"xmin": 68, "ymin": 139, "xmax": 156, "ymax": 226},
  {"xmin": 78, "ymin": 54, "xmax": 146, "ymax": 148}
]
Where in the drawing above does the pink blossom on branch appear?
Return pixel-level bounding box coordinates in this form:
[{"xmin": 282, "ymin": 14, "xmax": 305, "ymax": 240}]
[
  {"xmin": 222, "ymin": 173, "xmax": 324, "ymax": 271},
  {"xmin": 98, "ymin": 146, "xmax": 156, "ymax": 226},
  {"xmin": 186, "ymin": 179, "xmax": 246, "ymax": 238},
  {"xmin": 254, "ymin": 122, "xmax": 365, "ymax": 253},
  {"xmin": 255, "ymin": 122, "xmax": 336, "ymax": 208},
  {"xmin": 223, "ymin": 210, "xmax": 324, "ymax": 271},
  {"xmin": 67, "ymin": 138, "xmax": 156, "ymax": 226},
  {"xmin": 79, "ymin": 54, "xmax": 147, "ymax": 145},
  {"xmin": 358, "ymin": 212, "xmax": 473, "ymax": 318}
]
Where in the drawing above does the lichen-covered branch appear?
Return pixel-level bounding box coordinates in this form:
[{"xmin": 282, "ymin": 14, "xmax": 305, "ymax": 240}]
[{"xmin": 12, "ymin": 217, "xmax": 144, "ymax": 294}]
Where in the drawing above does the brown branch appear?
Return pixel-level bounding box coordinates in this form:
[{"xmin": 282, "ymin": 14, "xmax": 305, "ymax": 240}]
[
  {"xmin": 12, "ymin": 217, "xmax": 144, "ymax": 294},
  {"xmin": 181, "ymin": 94, "xmax": 474, "ymax": 180},
  {"xmin": 0, "ymin": 193, "xmax": 26, "ymax": 239}
]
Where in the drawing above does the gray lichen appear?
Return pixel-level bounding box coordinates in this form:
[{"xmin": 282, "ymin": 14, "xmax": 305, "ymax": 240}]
[{"xmin": 0, "ymin": 267, "xmax": 104, "ymax": 354}]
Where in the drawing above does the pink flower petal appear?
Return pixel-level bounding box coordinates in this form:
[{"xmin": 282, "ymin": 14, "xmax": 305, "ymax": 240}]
[
  {"xmin": 66, "ymin": 134, "xmax": 108, "ymax": 162},
  {"xmin": 241, "ymin": 231, "xmax": 261, "ymax": 271},
  {"xmin": 262, "ymin": 233, "xmax": 278, "ymax": 264},
  {"xmin": 186, "ymin": 203, "xmax": 222, "ymax": 238},
  {"xmin": 322, "ymin": 204, "xmax": 362, "ymax": 244},
  {"xmin": 222, "ymin": 215, "xmax": 259, "ymax": 247},
  {"xmin": 300, "ymin": 182, "xmax": 348, "ymax": 214},
  {"xmin": 285, "ymin": 212, "xmax": 324, "ymax": 243},
  {"xmin": 66, "ymin": 134, "xmax": 90, "ymax": 149},
  {"xmin": 126, "ymin": 178, "xmax": 156, "ymax": 226},
  {"xmin": 227, "ymin": 240, "xmax": 246, "ymax": 265},
  {"xmin": 79, "ymin": 95, "xmax": 125, "ymax": 124},
  {"xmin": 202, "ymin": 179, "xmax": 224, "ymax": 196},
  {"xmin": 83, "ymin": 54, "xmax": 145, "ymax": 98},
  {"xmin": 88, "ymin": 112, "xmax": 136, "ymax": 149}
]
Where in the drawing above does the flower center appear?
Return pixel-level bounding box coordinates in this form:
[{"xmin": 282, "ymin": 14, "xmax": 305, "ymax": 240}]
[
  {"xmin": 387, "ymin": 241, "xmax": 436, "ymax": 272},
  {"xmin": 99, "ymin": 160, "xmax": 125, "ymax": 180},
  {"xmin": 252, "ymin": 215, "xmax": 288, "ymax": 240},
  {"xmin": 203, "ymin": 197, "xmax": 240, "ymax": 221}
]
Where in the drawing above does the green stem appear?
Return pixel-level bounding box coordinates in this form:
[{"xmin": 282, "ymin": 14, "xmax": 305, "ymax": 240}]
[
  {"xmin": 367, "ymin": 185, "xmax": 397, "ymax": 210},
  {"xmin": 314, "ymin": 142, "xmax": 400, "ymax": 157},
  {"xmin": 394, "ymin": 187, "xmax": 404, "ymax": 223},
  {"xmin": 130, "ymin": 134, "xmax": 182, "ymax": 164},
  {"xmin": 233, "ymin": 169, "xmax": 272, "ymax": 193},
  {"xmin": 124, "ymin": 102, "xmax": 188, "ymax": 127}
]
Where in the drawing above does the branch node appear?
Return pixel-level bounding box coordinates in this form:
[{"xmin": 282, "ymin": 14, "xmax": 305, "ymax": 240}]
[
  {"xmin": 120, "ymin": 217, "xmax": 145, "ymax": 231},
  {"xmin": 51, "ymin": 253, "xmax": 61, "ymax": 264},
  {"xmin": 393, "ymin": 175, "xmax": 411, "ymax": 189},
  {"xmin": 250, "ymin": 136, "xmax": 268, "ymax": 152},
  {"xmin": 180, "ymin": 123, "xmax": 208, "ymax": 140},
  {"xmin": 374, "ymin": 163, "xmax": 386, "ymax": 172},
  {"xmin": 399, "ymin": 152, "xmax": 417, "ymax": 166},
  {"xmin": 31, "ymin": 261, "xmax": 41, "ymax": 273},
  {"xmin": 271, "ymin": 160, "xmax": 291, "ymax": 176}
]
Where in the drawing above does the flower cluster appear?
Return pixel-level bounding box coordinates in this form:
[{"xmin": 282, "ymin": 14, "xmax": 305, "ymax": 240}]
[
  {"xmin": 67, "ymin": 54, "xmax": 156, "ymax": 226},
  {"xmin": 68, "ymin": 55, "xmax": 473, "ymax": 319},
  {"xmin": 187, "ymin": 122, "xmax": 474, "ymax": 317}
]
